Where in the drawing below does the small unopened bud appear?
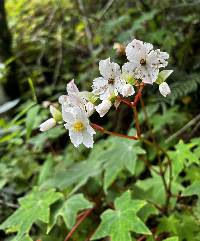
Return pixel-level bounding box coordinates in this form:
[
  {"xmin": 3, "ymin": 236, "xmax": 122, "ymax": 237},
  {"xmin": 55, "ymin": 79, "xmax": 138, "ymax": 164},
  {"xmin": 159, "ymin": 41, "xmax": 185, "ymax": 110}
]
[
  {"xmin": 95, "ymin": 100, "xmax": 112, "ymax": 117},
  {"xmin": 113, "ymin": 43, "xmax": 125, "ymax": 56},
  {"xmin": 85, "ymin": 102, "xmax": 95, "ymax": 117},
  {"xmin": 50, "ymin": 105, "xmax": 62, "ymax": 122},
  {"xmin": 39, "ymin": 118, "xmax": 56, "ymax": 132},
  {"xmin": 122, "ymin": 84, "xmax": 135, "ymax": 97},
  {"xmin": 159, "ymin": 82, "xmax": 171, "ymax": 97}
]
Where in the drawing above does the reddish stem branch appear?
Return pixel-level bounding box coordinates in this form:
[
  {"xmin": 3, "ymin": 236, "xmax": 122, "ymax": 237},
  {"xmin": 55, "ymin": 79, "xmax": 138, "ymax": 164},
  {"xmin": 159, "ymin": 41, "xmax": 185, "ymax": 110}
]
[
  {"xmin": 132, "ymin": 84, "xmax": 144, "ymax": 107},
  {"xmin": 117, "ymin": 96, "xmax": 133, "ymax": 108},
  {"xmin": 91, "ymin": 123, "xmax": 138, "ymax": 140},
  {"xmin": 64, "ymin": 208, "xmax": 93, "ymax": 241}
]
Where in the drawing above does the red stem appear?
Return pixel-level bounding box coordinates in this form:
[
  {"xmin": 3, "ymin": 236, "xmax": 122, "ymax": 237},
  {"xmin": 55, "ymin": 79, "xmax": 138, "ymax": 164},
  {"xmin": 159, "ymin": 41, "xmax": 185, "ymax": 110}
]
[
  {"xmin": 64, "ymin": 209, "xmax": 93, "ymax": 241},
  {"xmin": 91, "ymin": 123, "xmax": 138, "ymax": 140},
  {"xmin": 132, "ymin": 84, "xmax": 144, "ymax": 107},
  {"xmin": 117, "ymin": 96, "xmax": 133, "ymax": 108}
]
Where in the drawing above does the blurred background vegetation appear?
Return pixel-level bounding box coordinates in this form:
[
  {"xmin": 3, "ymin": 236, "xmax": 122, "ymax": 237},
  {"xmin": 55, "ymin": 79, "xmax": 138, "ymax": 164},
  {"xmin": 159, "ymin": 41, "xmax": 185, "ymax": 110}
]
[{"xmin": 0, "ymin": 0, "xmax": 200, "ymax": 241}]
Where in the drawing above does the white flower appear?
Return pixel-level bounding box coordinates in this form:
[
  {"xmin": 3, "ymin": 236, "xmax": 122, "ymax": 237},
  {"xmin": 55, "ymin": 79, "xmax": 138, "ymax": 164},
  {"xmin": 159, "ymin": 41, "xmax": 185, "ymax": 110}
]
[
  {"xmin": 121, "ymin": 84, "xmax": 135, "ymax": 97},
  {"xmin": 123, "ymin": 39, "xmax": 169, "ymax": 84},
  {"xmin": 85, "ymin": 102, "xmax": 95, "ymax": 117},
  {"xmin": 39, "ymin": 118, "xmax": 56, "ymax": 132},
  {"xmin": 159, "ymin": 82, "xmax": 171, "ymax": 97},
  {"xmin": 95, "ymin": 100, "xmax": 112, "ymax": 117},
  {"xmin": 63, "ymin": 107, "xmax": 95, "ymax": 148},
  {"xmin": 92, "ymin": 58, "xmax": 126, "ymax": 100},
  {"xmin": 59, "ymin": 79, "xmax": 95, "ymax": 117}
]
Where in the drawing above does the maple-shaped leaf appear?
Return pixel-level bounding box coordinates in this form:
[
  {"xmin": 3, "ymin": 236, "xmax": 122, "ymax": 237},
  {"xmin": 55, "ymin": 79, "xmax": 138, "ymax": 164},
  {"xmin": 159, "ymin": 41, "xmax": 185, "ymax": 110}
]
[
  {"xmin": 98, "ymin": 136, "xmax": 145, "ymax": 190},
  {"xmin": 182, "ymin": 181, "xmax": 200, "ymax": 197},
  {"xmin": 92, "ymin": 191, "xmax": 151, "ymax": 241},
  {"xmin": 168, "ymin": 139, "xmax": 200, "ymax": 178},
  {"xmin": 47, "ymin": 194, "xmax": 93, "ymax": 233},
  {"xmin": 0, "ymin": 188, "xmax": 63, "ymax": 240}
]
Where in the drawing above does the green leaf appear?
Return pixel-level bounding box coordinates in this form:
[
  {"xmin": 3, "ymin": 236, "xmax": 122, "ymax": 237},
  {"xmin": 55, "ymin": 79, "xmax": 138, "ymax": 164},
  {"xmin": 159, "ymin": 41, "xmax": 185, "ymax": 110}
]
[
  {"xmin": 47, "ymin": 194, "xmax": 93, "ymax": 233},
  {"xmin": 0, "ymin": 188, "xmax": 63, "ymax": 239},
  {"xmin": 95, "ymin": 136, "xmax": 145, "ymax": 191},
  {"xmin": 92, "ymin": 191, "xmax": 151, "ymax": 241},
  {"xmin": 150, "ymin": 107, "xmax": 187, "ymax": 132},
  {"xmin": 182, "ymin": 181, "xmax": 200, "ymax": 197},
  {"xmin": 155, "ymin": 70, "xmax": 173, "ymax": 84},
  {"xmin": 168, "ymin": 139, "xmax": 200, "ymax": 178},
  {"xmin": 158, "ymin": 213, "xmax": 200, "ymax": 240},
  {"xmin": 163, "ymin": 237, "xmax": 179, "ymax": 241},
  {"xmin": 38, "ymin": 155, "xmax": 54, "ymax": 185},
  {"xmin": 29, "ymin": 126, "xmax": 65, "ymax": 151},
  {"xmin": 135, "ymin": 171, "xmax": 183, "ymax": 206},
  {"xmin": 25, "ymin": 105, "xmax": 39, "ymax": 139},
  {"xmin": 42, "ymin": 159, "xmax": 102, "ymax": 193}
]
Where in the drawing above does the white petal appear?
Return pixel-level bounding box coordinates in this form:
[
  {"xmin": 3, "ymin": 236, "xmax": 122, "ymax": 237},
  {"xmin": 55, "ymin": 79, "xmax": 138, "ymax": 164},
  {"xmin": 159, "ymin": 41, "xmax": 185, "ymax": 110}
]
[
  {"xmin": 95, "ymin": 100, "xmax": 112, "ymax": 117},
  {"xmin": 99, "ymin": 58, "xmax": 112, "ymax": 79},
  {"xmin": 121, "ymin": 84, "xmax": 135, "ymax": 97},
  {"xmin": 143, "ymin": 42, "xmax": 153, "ymax": 54},
  {"xmin": 92, "ymin": 77, "xmax": 108, "ymax": 95},
  {"xmin": 99, "ymin": 88, "xmax": 115, "ymax": 100},
  {"xmin": 58, "ymin": 95, "xmax": 68, "ymax": 104},
  {"xmin": 74, "ymin": 107, "xmax": 89, "ymax": 125},
  {"xmin": 68, "ymin": 93, "xmax": 86, "ymax": 108},
  {"xmin": 69, "ymin": 130, "xmax": 83, "ymax": 147},
  {"xmin": 159, "ymin": 82, "xmax": 171, "ymax": 97},
  {"xmin": 62, "ymin": 108, "xmax": 75, "ymax": 123},
  {"xmin": 111, "ymin": 62, "xmax": 121, "ymax": 78},
  {"xmin": 85, "ymin": 102, "xmax": 95, "ymax": 117},
  {"xmin": 67, "ymin": 79, "xmax": 79, "ymax": 94},
  {"xmin": 125, "ymin": 39, "xmax": 146, "ymax": 63},
  {"xmin": 114, "ymin": 76, "xmax": 126, "ymax": 94},
  {"xmin": 137, "ymin": 66, "xmax": 159, "ymax": 84},
  {"xmin": 64, "ymin": 122, "xmax": 72, "ymax": 130},
  {"xmin": 82, "ymin": 130, "xmax": 94, "ymax": 148},
  {"xmin": 122, "ymin": 62, "xmax": 139, "ymax": 75},
  {"xmin": 99, "ymin": 58, "xmax": 121, "ymax": 79},
  {"xmin": 147, "ymin": 49, "xmax": 169, "ymax": 68},
  {"xmin": 87, "ymin": 125, "xmax": 96, "ymax": 135},
  {"xmin": 39, "ymin": 118, "xmax": 56, "ymax": 132}
]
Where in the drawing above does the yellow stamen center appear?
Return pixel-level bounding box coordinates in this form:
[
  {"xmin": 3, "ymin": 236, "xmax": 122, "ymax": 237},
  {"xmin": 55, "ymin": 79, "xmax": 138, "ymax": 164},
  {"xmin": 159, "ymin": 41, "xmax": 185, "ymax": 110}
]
[{"xmin": 73, "ymin": 121, "xmax": 85, "ymax": 132}]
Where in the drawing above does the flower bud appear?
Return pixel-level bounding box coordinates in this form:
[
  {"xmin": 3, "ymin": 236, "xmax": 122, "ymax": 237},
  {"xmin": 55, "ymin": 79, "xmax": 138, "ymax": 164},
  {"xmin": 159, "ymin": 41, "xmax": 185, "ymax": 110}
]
[
  {"xmin": 85, "ymin": 102, "xmax": 95, "ymax": 117},
  {"xmin": 95, "ymin": 100, "xmax": 112, "ymax": 117},
  {"xmin": 113, "ymin": 43, "xmax": 125, "ymax": 56},
  {"xmin": 50, "ymin": 105, "xmax": 62, "ymax": 122},
  {"xmin": 39, "ymin": 118, "xmax": 56, "ymax": 132},
  {"xmin": 159, "ymin": 82, "xmax": 171, "ymax": 97},
  {"xmin": 122, "ymin": 84, "xmax": 135, "ymax": 97}
]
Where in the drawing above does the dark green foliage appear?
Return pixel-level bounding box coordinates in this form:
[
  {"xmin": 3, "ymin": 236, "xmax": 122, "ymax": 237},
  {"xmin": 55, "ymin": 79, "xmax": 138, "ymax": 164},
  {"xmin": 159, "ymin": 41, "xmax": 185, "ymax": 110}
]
[{"xmin": 0, "ymin": 0, "xmax": 200, "ymax": 241}]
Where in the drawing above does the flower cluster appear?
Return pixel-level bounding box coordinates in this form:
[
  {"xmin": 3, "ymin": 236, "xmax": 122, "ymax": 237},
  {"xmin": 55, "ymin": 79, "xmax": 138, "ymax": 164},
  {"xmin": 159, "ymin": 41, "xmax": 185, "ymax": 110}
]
[{"xmin": 40, "ymin": 39, "xmax": 173, "ymax": 148}]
